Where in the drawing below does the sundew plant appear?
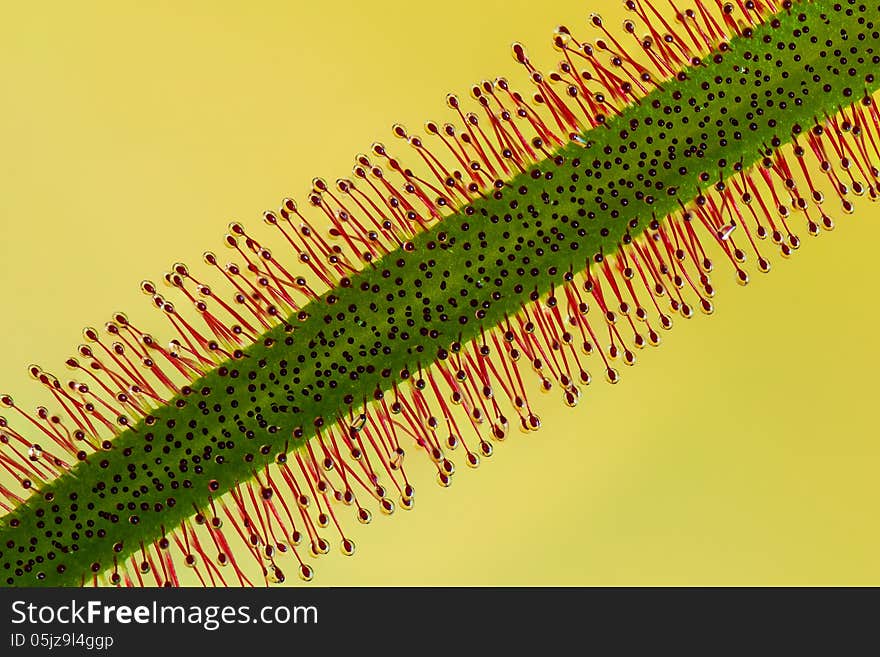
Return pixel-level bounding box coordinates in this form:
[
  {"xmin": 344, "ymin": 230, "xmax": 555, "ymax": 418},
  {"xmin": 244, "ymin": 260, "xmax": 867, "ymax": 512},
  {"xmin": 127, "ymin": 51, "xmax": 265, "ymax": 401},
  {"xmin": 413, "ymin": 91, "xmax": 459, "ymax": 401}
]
[{"xmin": 1, "ymin": 0, "xmax": 878, "ymax": 586}]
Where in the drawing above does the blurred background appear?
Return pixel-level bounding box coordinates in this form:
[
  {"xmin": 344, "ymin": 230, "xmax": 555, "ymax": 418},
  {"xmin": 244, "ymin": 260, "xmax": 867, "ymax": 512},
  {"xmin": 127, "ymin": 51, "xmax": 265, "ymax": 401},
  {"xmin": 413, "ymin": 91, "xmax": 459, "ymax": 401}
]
[{"xmin": 1, "ymin": 0, "xmax": 879, "ymax": 585}]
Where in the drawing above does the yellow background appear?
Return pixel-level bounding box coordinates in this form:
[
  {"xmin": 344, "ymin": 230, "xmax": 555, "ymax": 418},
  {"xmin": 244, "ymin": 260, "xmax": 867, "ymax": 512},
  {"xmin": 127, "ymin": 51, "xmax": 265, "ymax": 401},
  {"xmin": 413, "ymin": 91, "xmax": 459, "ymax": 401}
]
[{"xmin": 1, "ymin": 1, "xmax": 878, "ymax": 585}]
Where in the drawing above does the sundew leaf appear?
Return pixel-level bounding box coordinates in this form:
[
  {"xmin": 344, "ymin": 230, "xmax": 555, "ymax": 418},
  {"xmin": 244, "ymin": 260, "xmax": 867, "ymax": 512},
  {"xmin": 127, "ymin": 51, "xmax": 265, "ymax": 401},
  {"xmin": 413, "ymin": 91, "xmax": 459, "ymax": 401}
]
[{"xmin": 1, "ymin": 0, "xmax": 878, "ymax": 586}]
